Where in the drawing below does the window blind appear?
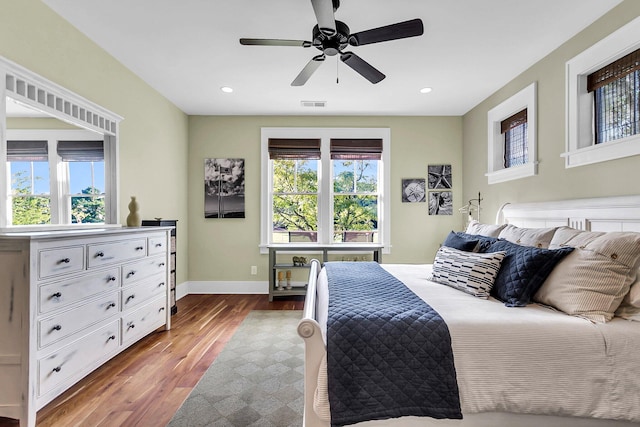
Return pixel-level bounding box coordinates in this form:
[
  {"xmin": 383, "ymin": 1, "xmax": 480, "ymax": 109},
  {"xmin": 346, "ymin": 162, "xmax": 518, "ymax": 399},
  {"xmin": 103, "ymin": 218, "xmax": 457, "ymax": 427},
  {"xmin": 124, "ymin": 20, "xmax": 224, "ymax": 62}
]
[
  {"xmin": 500, "ymin": 109, "xmax": 528, "ymax": 134},
  {"xmin": 6, "ymin": 140, "xmax": 48, "ymax": 161},
  {"xmin": 587, "ymin": 48, "xmax": 640, "ymax": 92},
  {"xmin": 268, "ymin": 138, "xmax": 321, "ymax": 159},
  {"xmin": 57, "ymin": 141, "xmax": 104, "ymax": 161},
  {"xmin": 330, "ymin": 138, "xmax": 383, "ymax": 160}
]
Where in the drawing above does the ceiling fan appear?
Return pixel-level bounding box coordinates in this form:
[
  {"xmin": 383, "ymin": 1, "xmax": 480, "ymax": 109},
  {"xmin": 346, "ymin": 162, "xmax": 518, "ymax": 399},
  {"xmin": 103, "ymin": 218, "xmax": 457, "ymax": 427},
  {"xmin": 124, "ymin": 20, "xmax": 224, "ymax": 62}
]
[{"xmin": 239, "ymin": 0, "xmax": 424, "ymax": 86}]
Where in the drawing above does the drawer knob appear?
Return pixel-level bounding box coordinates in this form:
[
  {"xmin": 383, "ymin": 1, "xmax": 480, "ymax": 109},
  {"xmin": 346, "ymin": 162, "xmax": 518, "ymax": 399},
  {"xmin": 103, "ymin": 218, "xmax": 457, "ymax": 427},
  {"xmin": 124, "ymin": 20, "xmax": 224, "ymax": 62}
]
[
  {"xmin": 158, "ymin": 282, "xmax": 165, "ymax": 287},
  {"xmin": 95, "ymin": 251, "xmax": 105, "ymax": 258},
  {"xmin": 126, "ymin": 295, "xmax": 135, "ymax": 303},
  {"xmin": 155, "ymin": 243, "xmax": 163, "ymax": 247},
  {"xmin": 51, "ymin": 292, "xmax": 62, "ymax": 299},
  {"xmin": 159, "ymin": 307, "xmax": 165, "ymax": 312},
  {"xmin": 108, "ymin": 276, "xmax": 117, "ymax": 282},
  {"xmin": 52, "ymin": 366, "xmax": 62, "ymax": 373},
  {"xmin": 127, "ymin": 271, "xmax": 136, "ymax": 278},
  {"xmin": 51, "ymin": 325, "xmax": 62, "ymax": 332},
  {"xmin": 135, "ymin": 246, "xmax": 144, "ymax": 251},
  {"xmin": 127, "ymin": 322, "xmax": 135, "ymax": 330},
  {"xmin": 159, "ymin": 262, "xmax": 165, "ymax": 267},
  {"xmin": 108, "ymin": 335, "xmax": 116, "ymax": 341},
  {"xmin": 59, "ymin": 258, "xmax": 71, "ymax": 264},
  {"xmin": 107, "ymin": 302, "xmax": 116, "ymax": 309}
]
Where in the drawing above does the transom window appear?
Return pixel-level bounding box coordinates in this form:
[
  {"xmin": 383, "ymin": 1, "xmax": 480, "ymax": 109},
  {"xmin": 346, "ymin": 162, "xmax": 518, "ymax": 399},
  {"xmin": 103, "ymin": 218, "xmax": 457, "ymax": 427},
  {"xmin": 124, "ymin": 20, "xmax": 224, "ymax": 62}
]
[
  {"xmin": 260, "ymin": 128, "xmax": 390, "ymax": 253},
  {"xmin": 587, "ymin": 48, "xmax": 640, "ymax": 145},
  {"xmin": 501, "ymin": 109, "xmax": 528, "ymax": 168}
]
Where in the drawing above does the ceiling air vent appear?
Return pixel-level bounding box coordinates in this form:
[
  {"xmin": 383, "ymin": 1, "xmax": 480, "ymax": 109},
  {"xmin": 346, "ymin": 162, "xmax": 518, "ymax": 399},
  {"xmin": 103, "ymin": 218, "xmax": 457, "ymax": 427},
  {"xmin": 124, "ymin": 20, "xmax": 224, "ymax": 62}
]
[{"xmin": 301, "ymin": 100, "xmax": 326, "ymax": 108}]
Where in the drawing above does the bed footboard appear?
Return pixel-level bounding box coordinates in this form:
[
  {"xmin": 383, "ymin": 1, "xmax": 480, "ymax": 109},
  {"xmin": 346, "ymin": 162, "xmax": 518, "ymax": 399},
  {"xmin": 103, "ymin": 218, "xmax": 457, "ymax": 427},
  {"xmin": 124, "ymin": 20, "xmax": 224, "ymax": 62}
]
[{"xmin": 297, "ymin": 259, "xmax": 329, "ymax": 427}]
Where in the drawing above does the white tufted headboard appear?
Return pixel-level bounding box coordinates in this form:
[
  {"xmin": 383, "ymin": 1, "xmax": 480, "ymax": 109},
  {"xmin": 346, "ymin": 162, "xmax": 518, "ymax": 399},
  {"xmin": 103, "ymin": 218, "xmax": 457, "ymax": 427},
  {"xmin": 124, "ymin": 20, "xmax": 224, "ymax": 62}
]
[{"xmin": 496, "ymin": 195, "xmax": 640, "ymax": 233}]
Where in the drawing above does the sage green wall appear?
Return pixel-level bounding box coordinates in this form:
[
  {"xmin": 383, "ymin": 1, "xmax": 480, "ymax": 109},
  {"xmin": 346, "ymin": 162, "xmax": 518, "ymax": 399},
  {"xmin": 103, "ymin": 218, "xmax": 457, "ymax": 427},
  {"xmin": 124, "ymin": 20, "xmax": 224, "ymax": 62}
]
[
  {"xmin": 462, "ymin": 0, "xmax": 640, "ymax": 223},
  {"xmin": 0, "ymin": 0, "xmax": 190, "ymax": 285},
  {"xmin": 188, "ymin": 116, "xmax": 462, "ymax": 283}
]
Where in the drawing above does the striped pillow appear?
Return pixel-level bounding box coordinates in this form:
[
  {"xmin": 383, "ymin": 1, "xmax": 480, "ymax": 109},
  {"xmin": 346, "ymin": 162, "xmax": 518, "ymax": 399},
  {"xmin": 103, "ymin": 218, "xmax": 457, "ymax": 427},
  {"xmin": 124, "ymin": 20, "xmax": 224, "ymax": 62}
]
[
  {"xmin": 430, "ymin": 246, "xmax": 506, "ymax": 298},
  {"xmin": 535, "ymin": 229, "xmax": 640, "ymax": 323}
]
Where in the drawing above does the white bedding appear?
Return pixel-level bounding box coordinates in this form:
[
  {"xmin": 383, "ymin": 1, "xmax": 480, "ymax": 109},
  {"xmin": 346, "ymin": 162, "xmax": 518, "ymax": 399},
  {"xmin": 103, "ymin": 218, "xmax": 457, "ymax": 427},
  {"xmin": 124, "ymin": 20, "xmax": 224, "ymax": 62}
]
[{"xmin": 315, "ymin": 263, "xmax": 640, "ymax": 424}]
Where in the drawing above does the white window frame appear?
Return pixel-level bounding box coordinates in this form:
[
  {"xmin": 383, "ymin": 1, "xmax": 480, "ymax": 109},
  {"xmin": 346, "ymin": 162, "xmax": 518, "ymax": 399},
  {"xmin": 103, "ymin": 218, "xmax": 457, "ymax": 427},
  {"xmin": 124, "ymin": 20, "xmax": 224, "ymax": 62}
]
[
  {"xmin": 0, "ymin": 55, "xmax": 122, "ymax": 231},
  {"xmin": 7, "ymin": 129, "xmax": 104, "ymax": 226},
  {"xmin": 260, "ymin": 127, "xmax": 391, "ymax": 254},
  {"xmin": 486, "ymin": 82, "xmax": 537, "ymax": 184},
  {"xmin": 564, "ymin": 16, "xmax": 640, "ymax": 168}
]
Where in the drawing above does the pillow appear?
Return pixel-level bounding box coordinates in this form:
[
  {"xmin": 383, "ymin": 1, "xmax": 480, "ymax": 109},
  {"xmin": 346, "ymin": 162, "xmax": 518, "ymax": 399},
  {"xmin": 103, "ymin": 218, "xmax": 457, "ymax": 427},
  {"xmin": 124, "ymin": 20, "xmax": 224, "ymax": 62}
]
[
  {"xmin": 442, "ymin": 231, "xmax": 478, "ymax": 252},
  {"xmin": 465, "ymin": 220, "xmax": 507, "ymax": 238},
  {"xmin": 497, "ymin": 224, "xmax": 558, "ymax": 248},
  {"xmin": 485, "ymin": 239, "xmax": 574, "ymax": 307},
  {"xmin": 430, "ymin": 246, "xmax": 506, "ymax": 298},
  {"xmin": 534, "ymin": 230, "xmax": 640, "ymax": 323},
  {"xmin": 455, "ymin": 232, "xmax": 498, "ymax": 252}
]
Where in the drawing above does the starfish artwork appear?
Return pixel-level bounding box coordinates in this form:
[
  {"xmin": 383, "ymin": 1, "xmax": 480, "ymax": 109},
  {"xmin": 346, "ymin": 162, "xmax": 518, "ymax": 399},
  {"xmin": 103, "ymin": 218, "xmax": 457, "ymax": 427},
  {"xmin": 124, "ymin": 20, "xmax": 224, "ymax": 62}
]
[{"xmin": 428, "ymin": 164, "xmax": 452, "ymax": 189}]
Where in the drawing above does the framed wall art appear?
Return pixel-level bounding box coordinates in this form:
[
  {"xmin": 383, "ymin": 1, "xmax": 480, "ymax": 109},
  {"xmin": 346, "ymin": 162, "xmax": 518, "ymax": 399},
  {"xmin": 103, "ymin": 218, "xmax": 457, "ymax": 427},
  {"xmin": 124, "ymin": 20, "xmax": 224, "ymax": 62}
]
[
  {"xmin": 428, "ymin": 191, "xmax": 453, "ymax": 215},
  {"xmin": 428, "ymin": 164, "xmax": 452, "ymax": 189},
  {"xmin": 401, "ymin": 178, "xmax": 426, "ymax": 203},
  {"xmin": 204, "ymin": 158, "xmax": 245, "ymax": 218}
]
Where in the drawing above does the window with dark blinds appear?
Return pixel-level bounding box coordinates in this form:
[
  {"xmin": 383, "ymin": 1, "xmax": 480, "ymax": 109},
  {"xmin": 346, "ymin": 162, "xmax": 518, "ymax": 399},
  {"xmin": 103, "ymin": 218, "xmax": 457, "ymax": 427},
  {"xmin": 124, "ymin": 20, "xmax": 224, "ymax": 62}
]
[
  {"xmin": 6, "ymin": 140, "xmax": 48, "ymax": 161},
  {"xmin": 57, "ymin": 141, "xmax": 104, "ymax": 162},
  {"xmin": 330, "ymin": 139, "xmax": 383, "ymax": 160},
  {"xmin": 268, "ymin": 138, "xmax": 321, "ymax": 159},
  {"xmin": 587, "ymin": 48, "xmax": 640, "ymax": 144},
  {"xmin": 500, "ymin": 109, "xmax": 528, "ymax": 168}
]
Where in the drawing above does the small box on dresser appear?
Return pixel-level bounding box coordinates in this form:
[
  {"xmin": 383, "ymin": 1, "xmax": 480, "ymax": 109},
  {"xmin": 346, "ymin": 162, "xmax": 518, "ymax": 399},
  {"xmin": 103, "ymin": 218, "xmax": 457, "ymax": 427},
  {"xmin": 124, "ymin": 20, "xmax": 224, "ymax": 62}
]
[{"xmin": 0, "ymin": 227, "xmax": 172, "ymax": 427}]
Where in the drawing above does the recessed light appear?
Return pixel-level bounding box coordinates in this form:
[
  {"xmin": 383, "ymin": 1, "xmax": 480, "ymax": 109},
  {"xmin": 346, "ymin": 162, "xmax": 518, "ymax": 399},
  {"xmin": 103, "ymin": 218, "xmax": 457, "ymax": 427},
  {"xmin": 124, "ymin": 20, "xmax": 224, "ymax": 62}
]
[
  {"xmin": 420, "ymin": 87, "xmax": 432, "ymax": 94},
  {"xmin": 220, "ymin": 86, "xmax": 234, "ymax": 93}
]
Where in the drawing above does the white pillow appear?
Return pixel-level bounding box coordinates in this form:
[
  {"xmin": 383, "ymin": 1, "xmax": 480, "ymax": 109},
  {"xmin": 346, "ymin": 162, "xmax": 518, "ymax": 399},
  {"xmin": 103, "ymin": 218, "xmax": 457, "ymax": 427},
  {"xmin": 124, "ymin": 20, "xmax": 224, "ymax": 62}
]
[
  {"xmin": 430, "ymin": 246, "xmax": 506, "ymax": 298},
  {"xmin": 498, "ymin": 224, "xmax": 558, "ymax": 248},
  {"xmin": 465, "ymin": 220, "xmax": 507, "ymax": 238}
]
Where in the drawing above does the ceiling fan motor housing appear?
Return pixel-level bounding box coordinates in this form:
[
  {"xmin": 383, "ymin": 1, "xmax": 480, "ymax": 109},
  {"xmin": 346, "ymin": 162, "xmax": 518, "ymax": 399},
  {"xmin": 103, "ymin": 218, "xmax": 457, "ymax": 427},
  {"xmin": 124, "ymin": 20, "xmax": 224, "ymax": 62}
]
[{"xmin": 313, "ymin": 20, "xmax": 349, "ymax": 56}]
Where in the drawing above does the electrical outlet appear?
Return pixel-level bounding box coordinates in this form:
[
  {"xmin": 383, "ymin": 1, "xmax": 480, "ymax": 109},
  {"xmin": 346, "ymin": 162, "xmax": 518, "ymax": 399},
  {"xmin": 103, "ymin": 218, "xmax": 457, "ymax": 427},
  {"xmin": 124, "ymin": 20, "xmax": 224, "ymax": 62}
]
[{"xmin": 250, "ymin": 265, "xmax": 257, "ymax": 275}]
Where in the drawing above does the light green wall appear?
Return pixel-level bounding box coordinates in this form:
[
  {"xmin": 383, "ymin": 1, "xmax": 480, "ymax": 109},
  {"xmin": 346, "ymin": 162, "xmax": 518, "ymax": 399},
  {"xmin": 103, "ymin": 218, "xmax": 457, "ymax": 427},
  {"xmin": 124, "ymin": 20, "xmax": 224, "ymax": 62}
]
[
  {"xmin": 0, "ymin": 0, "xmax": 190, "ymax": 285},
  {"xmin": 462, "ymin": 0, "xmax": 640, "ymax": 223},
  {"xmin": 188, "ymin": 116, "xmax": 463, "ymax": 283}
]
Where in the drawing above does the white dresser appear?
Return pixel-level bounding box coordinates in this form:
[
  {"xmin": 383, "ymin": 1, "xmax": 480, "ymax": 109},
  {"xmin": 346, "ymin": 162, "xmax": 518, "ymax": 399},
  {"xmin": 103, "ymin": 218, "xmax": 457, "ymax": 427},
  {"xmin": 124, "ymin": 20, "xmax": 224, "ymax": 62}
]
[{"xmin": 0, "ymin": 227, "xmax": 172, "ymax": 427}]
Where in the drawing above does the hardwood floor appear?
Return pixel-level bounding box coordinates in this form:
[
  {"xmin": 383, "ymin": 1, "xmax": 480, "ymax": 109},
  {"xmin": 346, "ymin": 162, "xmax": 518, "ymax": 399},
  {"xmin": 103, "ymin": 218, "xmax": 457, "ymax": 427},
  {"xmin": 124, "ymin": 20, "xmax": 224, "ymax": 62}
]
[{"xmin": 0, "ymin": 294, "xmax": 304, "ymax": 427}]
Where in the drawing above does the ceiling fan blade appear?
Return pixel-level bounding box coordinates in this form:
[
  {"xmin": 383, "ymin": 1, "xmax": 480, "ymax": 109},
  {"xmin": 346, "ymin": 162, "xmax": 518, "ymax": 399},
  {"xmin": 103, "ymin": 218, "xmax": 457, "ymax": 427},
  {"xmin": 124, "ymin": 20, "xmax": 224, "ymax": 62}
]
[
  {"xmin": 291, "ymin": 55, "xmax": 326, "ymax": 86},
  {"xmin": 311, "ymin": 0, "xmax": 337, "ymax": 36},
  {"xmin": 340, "ymin": 52, "xmax": 385, "ymax": 84},
  {"xmin": 240, "ymin": 38, "xmax": 312, "ymax": 47},
  {"xmin": 348, "ymin": 18, "xmax": 424, "ymax": 46}
]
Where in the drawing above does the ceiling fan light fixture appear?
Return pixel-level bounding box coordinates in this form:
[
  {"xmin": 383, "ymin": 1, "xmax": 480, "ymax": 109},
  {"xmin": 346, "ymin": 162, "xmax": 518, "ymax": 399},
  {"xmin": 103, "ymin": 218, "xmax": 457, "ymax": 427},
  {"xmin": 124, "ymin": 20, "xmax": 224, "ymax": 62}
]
[
  {"xmin": 220, "ymin": 86, "xmax": 234, "ymax": 93},
  {"xmin": 420, "ymin": 87, "xmax": 433, "ymax": 94}
]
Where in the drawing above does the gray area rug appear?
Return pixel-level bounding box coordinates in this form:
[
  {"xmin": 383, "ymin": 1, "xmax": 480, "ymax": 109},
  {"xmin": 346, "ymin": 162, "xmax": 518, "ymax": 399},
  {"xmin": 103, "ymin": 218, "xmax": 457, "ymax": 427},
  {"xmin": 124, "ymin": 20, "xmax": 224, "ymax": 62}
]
[{"xmin": 168, "ymin": 310, "xmax": 304, "ymax": 427}]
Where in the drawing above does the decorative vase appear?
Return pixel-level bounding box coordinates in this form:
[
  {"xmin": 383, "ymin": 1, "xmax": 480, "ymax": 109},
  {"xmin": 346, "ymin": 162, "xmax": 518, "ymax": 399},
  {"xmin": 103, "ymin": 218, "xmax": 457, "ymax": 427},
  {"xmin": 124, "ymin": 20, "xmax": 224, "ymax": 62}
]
[{"xmin": 126, "ymin": 196, "xmax": 142, "ymax": 227}]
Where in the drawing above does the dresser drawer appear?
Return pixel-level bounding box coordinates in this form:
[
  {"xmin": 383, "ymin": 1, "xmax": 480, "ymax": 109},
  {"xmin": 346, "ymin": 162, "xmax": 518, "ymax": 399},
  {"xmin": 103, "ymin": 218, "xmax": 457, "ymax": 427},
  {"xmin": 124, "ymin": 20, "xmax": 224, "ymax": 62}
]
[
  {"xmin": 38, "ymin": 319, "xmax": 120, "ymax": 397},
  {"xmin": 87, "ymin": 238, "xmax": 147, "ymax": 268},
  {"xmin": 122, "ymin": 296, "xmax": 166, "ymax": 346},
  {"xmin": 121, "ymin": 273, "xmax": 167, "ymax": 312},
  {"xmin": 39, "ymin": 268, "xmax": 120, "ymax": 314},
  {"xmin": 38, "ymin": 245, "xmax": 85, "ymax": 279},
  {"xmin": 38, "ymin": 292, "xmax": 120, "ymax": 349},
  {"xmin": 147, "ymin": 235, "xmax": 167, "ymax": 255},
  {"xmin": 121, "ymin": 255, "xmax": 166, "ymax": 287}
]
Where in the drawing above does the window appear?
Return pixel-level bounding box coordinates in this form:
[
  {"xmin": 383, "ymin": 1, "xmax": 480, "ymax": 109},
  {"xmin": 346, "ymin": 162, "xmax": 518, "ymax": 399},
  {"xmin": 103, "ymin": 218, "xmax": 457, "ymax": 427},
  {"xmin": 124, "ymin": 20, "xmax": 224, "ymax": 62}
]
[
  {"xmin": 6, "ymin": 130, "xmax": 105, "ymax": 226},
  {"xmin": 588, "ymin": 48, "xmax": 639, "ymax": 145},
  {"xmin": 501, "ymin": 109, "xmax": 528, "ymax": 168},
  {"xmin": 260, "ymin": 128, "xmax": 390, "ymax": 253},
  {"xmin": 565, "ymin": 16, "xmax": 640, "ymax": 168},
  {"xmin": 486, "ymin": 82, "xmax": 537, "ymax": 184},
  {"xmin": 1, "ymin": 56, "xmax": 122, "ymax": 230}
]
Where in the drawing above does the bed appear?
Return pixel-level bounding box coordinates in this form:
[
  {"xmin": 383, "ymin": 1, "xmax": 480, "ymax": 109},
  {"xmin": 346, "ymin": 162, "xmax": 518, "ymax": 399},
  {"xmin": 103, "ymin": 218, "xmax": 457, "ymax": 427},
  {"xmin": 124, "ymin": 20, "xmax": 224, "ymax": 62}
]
[{"xmin": 297, "ymin": 195, "xmax": 640, "ymax": 427}]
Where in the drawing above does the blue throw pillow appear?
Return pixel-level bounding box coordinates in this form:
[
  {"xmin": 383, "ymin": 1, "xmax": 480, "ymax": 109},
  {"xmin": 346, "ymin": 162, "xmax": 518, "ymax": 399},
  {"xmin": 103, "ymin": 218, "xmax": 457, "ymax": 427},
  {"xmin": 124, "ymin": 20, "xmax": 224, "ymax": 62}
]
[
  {"xmin": 485, "ymin": 239, "xmax": 574, "ymax": 307},
  {"xmin": 455, "ymin": 232, "xmax": 498, "ymax": 252},
  {"xmin": 442, "ymin": 231, "xmax": 478, "ymax": 252}
]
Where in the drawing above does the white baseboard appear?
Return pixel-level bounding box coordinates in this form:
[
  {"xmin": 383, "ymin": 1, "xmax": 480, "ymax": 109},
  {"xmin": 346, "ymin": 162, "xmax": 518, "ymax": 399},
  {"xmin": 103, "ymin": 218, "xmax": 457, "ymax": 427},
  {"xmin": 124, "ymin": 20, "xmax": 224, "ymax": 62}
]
[{"xmin": 175, "ymin": 281, "xmax": 268, "ymax": 300}]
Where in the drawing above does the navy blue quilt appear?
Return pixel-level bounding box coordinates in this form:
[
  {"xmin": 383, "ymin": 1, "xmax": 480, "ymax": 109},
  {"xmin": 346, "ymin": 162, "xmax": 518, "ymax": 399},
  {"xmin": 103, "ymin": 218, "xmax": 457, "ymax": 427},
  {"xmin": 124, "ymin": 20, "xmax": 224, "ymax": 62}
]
[{"xmin": 325, "ymin": 262, "xmax": 461, "ymax": 426}]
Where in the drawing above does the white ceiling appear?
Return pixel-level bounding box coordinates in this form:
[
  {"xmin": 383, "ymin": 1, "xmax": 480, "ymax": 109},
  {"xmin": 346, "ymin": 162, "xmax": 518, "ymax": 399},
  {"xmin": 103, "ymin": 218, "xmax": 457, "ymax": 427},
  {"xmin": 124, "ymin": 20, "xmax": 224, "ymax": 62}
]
[{"xmin": 41, "ymin": 0, "xmax": 623, "ymax": 116}]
